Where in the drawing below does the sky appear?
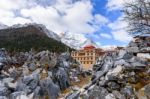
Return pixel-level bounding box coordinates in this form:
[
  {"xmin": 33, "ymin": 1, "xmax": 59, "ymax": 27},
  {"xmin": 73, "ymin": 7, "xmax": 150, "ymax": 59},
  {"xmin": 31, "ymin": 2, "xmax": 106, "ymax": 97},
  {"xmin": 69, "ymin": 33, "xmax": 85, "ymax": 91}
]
[{"xmin": 0, "ymin": 0, "xmax": 133, "ymax": 48}]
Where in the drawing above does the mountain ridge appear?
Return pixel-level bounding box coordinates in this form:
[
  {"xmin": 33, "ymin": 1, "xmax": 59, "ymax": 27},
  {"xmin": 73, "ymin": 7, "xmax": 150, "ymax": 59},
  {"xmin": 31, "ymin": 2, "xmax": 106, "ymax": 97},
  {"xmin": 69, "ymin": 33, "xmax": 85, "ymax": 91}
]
[{"xmin": 0, "ymin": 23, "xmax": 72, "ymax": 52}]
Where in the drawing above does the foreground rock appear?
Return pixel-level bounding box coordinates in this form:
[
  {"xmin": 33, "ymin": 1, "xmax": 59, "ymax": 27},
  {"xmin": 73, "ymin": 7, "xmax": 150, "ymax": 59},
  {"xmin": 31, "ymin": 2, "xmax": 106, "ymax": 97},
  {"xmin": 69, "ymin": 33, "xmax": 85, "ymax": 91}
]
[
  {"xmin": 66, "ymin": 34, "xmax": 150, "ymax": 99},
  {"xmin": 0, "ymin": 49, "xmax": 83, "ymax": 99}
]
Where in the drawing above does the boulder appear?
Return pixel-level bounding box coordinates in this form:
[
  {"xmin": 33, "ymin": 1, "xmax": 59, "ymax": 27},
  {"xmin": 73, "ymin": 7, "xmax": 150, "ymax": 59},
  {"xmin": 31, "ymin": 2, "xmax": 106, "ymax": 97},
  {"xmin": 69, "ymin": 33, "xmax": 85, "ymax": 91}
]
[
  {"xmin": 140, "ymin": 47, "xmax": 150, "ymax": 53},
  {"xmin": 10, "ymin": 91, "xmax": 26, "ymax": 99},
  {"xmin": 53, "ymin": 67, "xmax": 70, "ymax": 90},
  {"xmin": 105, "ymin": 93, "xmax": 116, "ymax": 99},
  {"xmin": 144, "ymin": 84, "xmax": 150, "ymax": 99},
  {"xmin": 16, "ymin": 82, "xmax": 32, "ymax": 94},
  {"xmin": 0, "ymin": 96, "xmax": 7, "ymax": 99},
  {"xmin": 66, "ymin": 91, "xmax": 80, "ymax": 99},
  {"xmin": 120, "ymin": 86, "xmax": 136, "ymax": 99},
  {"xmin": 88, "ymin": 86, "xmax": 109, "ymax": 99},
  {"xmin": 26, "ymin": 62, "xmax": 38, "ymax": 71},
  {"xmin": 0, "ymin": 86, "xmax": 9, "ymax": 96},
  {"xmin": 107, "ymin": 82, "xmax": 120, "ymax": 90},
  {"xmin": 126, "ymin": 47, "xmax": 139, "ymax": 53},
  {"xmin": 23, "ymin": 74, "xmax": 39, "ymax": 90},
  {"xmin": 40, "ymin": 78, "xmax": 60, "ymax": 99},
  {"xmin": 112, "ymin": 91, "xmax": 126, "ymax": 99},
  {"xmin": 114, "ymin": 59, "xmax": 130, "ymax": 67},
  {"xmin": 106, "ymin": 65, "xmax": 123, "ymax": 79}
]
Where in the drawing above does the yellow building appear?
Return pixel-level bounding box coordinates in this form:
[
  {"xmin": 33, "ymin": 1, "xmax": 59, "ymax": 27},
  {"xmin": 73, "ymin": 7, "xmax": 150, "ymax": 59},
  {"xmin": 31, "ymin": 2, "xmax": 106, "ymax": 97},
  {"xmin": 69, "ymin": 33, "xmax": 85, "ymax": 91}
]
[{"xmin": 71, "ymin": 45, "xmax": 105, "ymax": 70}]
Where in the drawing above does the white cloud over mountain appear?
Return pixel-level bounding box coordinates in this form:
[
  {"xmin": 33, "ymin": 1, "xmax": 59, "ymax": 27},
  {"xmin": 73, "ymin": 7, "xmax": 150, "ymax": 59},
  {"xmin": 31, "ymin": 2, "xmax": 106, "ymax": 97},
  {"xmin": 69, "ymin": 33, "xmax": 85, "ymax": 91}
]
[{"xmin": 0, "ymin": 0, "xmax": 108, "ymax": 35}]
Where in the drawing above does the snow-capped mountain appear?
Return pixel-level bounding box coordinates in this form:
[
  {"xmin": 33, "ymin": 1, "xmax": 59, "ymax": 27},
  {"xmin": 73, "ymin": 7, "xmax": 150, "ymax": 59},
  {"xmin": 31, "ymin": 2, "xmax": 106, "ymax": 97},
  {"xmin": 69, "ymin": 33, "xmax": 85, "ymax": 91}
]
[
  {"xmin": 60, "ymin": 32, "xmax": 98, "ymax": 50},
  {"xmin": 9, "ymin": 23, "xmax": 60, "ymax": 41},
  {"xmin": 81, "ymin": 39, "xmax": 98, "ymax": 48},
  {"xmin": 0, "ymin": 23, "xmax": 8, "ymax": 29},
  {"xmin": 0, "ymin": 23, "xmax": 70, "ymax": 52}
]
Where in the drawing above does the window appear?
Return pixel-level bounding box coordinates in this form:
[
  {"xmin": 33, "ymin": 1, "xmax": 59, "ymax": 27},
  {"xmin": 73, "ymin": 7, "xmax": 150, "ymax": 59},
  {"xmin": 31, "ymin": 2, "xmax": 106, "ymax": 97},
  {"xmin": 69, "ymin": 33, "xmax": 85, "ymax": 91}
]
[
  {"xmin": 79, "ymin": 52, "xmax": 85, "ymax": 56},
  {"xmin": 87, "ymin": 57, "xmax": 89, "ymax": 60}
]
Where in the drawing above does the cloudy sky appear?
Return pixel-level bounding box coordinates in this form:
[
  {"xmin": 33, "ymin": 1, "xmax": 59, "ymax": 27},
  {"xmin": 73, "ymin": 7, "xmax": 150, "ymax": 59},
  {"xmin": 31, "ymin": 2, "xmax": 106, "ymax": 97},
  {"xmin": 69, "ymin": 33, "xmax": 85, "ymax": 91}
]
[{"xmin": 0, "ymin": 0, "xmax": 132, "ymax": 47}]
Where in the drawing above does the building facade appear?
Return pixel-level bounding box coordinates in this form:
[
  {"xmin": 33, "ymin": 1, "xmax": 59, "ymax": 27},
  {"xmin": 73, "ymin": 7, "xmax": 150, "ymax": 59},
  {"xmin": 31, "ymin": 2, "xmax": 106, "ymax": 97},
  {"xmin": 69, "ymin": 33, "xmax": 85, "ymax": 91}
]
[{"xmin": 71, "ymin": 45, "xmax": 105, "ymax": 70}]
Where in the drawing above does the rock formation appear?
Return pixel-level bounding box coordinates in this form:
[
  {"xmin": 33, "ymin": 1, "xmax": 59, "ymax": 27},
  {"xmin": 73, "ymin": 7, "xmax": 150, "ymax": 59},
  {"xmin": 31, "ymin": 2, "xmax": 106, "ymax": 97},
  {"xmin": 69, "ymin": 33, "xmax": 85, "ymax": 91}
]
[
  {"xmin": 0, "ymin": 49, "xmax": 82, "ymax": 99},
  {"xmin": 66, "ymin": 35, "xmax": 150, "ymax": 99}
]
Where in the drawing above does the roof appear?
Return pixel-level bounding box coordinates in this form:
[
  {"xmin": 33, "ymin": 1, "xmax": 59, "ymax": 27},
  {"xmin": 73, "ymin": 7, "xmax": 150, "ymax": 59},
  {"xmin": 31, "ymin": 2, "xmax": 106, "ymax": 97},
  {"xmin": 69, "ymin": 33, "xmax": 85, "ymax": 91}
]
[{"xmin": 84, "ymin": 45, "xmax": 96, "ymax": 50}]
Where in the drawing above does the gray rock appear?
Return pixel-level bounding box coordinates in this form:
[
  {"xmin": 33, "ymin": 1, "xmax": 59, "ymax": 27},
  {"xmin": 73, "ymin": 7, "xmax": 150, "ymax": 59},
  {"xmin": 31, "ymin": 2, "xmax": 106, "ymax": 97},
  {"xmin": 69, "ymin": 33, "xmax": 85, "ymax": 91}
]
[
  {"xmin": 33, "ymin": 86, "xmax": 41, "ymax": 98},
  {"xmin": 117, "ymin": 50, "xmax": 127, "ymax": 59},
  {"xmin": 0, "ymin": 86, "xmax": 9, "ymax": 96},
  {"xmin": 88, "ymin": 86, "xmax": 109, "ymax": 99},
  {"xmin": 105, "ymin": 93, "xmax": 116, "ymax": 99},
  {"xmin": 114, "ymin": 59, "xmax": 130, "ymax": 67},
  {"xmin": 10, "ymin": 70, "xmax": 21, "ymax": 80},
  {"xmin": 40, "ymin": 78, "xmax": 60, "ymax": 99},
  {"xmin": 27, "ymin": 62, "xmax": 38, "ymax": 71},
  {"xmin": 128, "ymin": 41, "xmax": 138, "ymax": 47},
  {"xmin": 0, "ymin": 96, "xmax": 7, "ymax": 99},
  {"xmin": 107, "ymin": 82, "xmax": 120, "ymax": 90},
  {"xmin": 23, "ymin": 74, "xmax": 39, "ymax": 90},
  {"xmin": 126, "ymin": 47, "xmax": 139, "ymax": 53},
  {"xmin": 140, "ymin": 47, "xmax": 150, "ymax": 52},
  {"xmin": 120, "ymin": 86, "xmax": 136, "ymax": 99},
  {"xmin": 92, "ymin": 56, "xmax": 114, "ymax": 84},
  {"xmin": 53, "ymin": 67, "xmax": 70, "ymax": 90},
  {"xmin": 144, "ymin": 84, "xmax": 150, "ymax": 99},
  {"xmin": 16, "ymin": 83, "xmax": 32, "ymax": 94},
  {"xmin": 66, "ymin": 91, "xmax": 80, "ymax": 99},
  {"xmin": 112, "ymin": 91, "xmax": 126, "ymax": 99},
  {"xmin": 10, "ymin": 91, "xmax": 26, "ymax": 99},
  {"xmin": 0, "ymin": 63, "xmax": 4, "ymax": 71}
]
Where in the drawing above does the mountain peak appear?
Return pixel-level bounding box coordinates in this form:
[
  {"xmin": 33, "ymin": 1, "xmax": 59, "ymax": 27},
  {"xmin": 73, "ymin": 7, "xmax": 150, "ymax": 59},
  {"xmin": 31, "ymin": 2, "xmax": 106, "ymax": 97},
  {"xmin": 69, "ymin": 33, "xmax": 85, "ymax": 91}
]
[
  {"xmin": 82, "ymin": 39, "xmax": 98, "ymax": 48},
  {"xmin": 60, "ymin": 32, "xmax": 98, "ymax": 50}
]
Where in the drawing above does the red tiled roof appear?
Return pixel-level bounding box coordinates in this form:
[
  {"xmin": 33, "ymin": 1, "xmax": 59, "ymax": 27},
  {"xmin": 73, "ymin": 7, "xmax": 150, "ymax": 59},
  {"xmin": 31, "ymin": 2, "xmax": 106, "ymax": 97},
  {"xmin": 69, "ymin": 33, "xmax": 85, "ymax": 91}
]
[{"xmin": 84, "ymin": 45, "xmax": 95, "ymax": 50}]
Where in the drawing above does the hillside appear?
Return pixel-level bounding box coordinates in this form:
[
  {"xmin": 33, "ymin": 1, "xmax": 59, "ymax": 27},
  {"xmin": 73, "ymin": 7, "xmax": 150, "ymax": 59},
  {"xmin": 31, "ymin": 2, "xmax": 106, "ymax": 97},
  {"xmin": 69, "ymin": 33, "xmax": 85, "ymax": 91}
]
[{"xmin": 0, "ymin": 24, "xmax": 72, "ymax": 52}]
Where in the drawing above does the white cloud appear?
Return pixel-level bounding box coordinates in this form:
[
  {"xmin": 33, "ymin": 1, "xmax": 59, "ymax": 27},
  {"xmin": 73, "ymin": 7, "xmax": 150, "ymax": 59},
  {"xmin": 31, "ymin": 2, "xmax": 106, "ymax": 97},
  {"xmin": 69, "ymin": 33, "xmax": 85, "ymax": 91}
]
[
  {"xmin": 0, "ymin": 0, "xmax": 108, "ymax": 36},
  {"xmin": 100, "ymin": 33, "xmax": 112, "ymax": 39},
  {"xmin": 107, "ymin": 15, "xmax": 132, "ymax": 42},
  {"xmin": 108, "ymin": 17, "xmax": 128, "ymax": 30},
  {"xmin": 106, "ymin": 0, "xmax": 133, "ymax": 11},
  {"xmin": 106, "ymin": 0, "xmax": 124, "ymax": 11},
  {"xmin": 112, "ymin": 30, "xmax": 132, "ymax": 42},
  {"xmin": 21, "ymin": 1, "xmax": 107, "ymax": 34},
  {"xmin": 94, "ymin": 14, "xmax": 109, "ymax": 26}
]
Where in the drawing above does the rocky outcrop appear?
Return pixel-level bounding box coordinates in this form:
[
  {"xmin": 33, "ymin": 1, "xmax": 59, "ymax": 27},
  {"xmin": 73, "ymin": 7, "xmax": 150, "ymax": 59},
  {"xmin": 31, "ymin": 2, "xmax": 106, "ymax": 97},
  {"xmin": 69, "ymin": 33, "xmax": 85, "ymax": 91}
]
[
  {"xmin": 66, "ymin": 35, "xmax": 150, "ymax": 99},
  {"xmin": 0, "ymin": 49, "xmax": 82, "ymax": 99}
]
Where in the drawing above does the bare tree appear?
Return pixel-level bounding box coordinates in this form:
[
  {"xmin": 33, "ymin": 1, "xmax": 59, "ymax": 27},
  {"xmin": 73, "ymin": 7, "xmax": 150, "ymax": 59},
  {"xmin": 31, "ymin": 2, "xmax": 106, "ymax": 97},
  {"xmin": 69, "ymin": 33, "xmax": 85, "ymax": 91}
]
[{"xmin": 123, "ymin": 0, "xmax": 150, "ymax": 35}]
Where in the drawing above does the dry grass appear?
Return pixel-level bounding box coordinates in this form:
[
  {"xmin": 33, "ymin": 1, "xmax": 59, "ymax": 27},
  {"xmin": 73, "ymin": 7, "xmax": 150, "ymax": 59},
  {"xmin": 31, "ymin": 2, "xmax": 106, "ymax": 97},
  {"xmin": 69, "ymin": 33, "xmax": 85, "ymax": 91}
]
[
  {"xmin": 58, "ymin": 75, "xmax": 92, "ymax": 99},
  {"xmin": 71, "ymin": 75, "xmax": 92, "ymax": 88},
  {"xmin": 130, "ymin": 68, "xmax": 150, "ymax": 91}
]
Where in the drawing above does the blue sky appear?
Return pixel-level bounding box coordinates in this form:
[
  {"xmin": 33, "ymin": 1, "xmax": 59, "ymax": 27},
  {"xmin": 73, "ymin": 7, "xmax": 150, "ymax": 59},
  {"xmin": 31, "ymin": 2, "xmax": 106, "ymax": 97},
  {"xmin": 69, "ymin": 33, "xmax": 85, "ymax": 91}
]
[
  {"xmin": 87, "ymin": 0, "xmax": 132, "ymax": 47},
  {"xmin": 0, "ymin": 0, "xmax": 132, "ymax": 48}
]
